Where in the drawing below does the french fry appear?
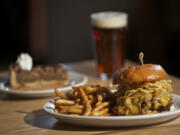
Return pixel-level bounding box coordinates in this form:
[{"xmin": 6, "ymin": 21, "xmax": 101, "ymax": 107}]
[
  {"xmin": 86, "ymin": 86, "xmax": 112, "ymax": 97},
  {"xmin": 67, "ymin": 108, "xmax": 83, "ymax": 114},
  {"xmin": 88, "ymin": 94, "xmax": 96, "ymax": 104},
  {"xmin": 58, "ymin": 105, "xmax": 84, "ymax": 109},
  {"xmin": 91, "ymin": 108, "xmax": 109, "ymax": 116},
  {"xmin": 88, "ymin": 94, "xmax": 93, "ymax": 103},
  {"xmin": 73, "ymin": 90, "xmax": 82, "ymax": 104},
  {"xmin": 60, "ymin": 106, "xmax": 83, "ymax": 114},
  {"xmin": 73, "ymin": 89, "xmax": 78, "ymax": 97},
  {"xmin": 54, "ymin": 108, "xmax": 60, "ymax": 113},
  {"xmin": 69, "ymin": 114, "xmax": 80, "ymax": 116},
  {"xmin": 93, "ymin": 102, "xmax": 110, "ymax": 112},
  {"xmin": 55, "ymin": 99, "xmax": 75, "ymax": 106},
  {"xmin": 55, "ymin": 88, "xmax": 67, "ymax": 99},
  {"xmin": 95, "ymin": 93, "xmax": 103, "ymax": 106},
  {"xmin": 75, "ymin": 98, "xmax": 81, "ymax": 104},
  {"xmin": 85, "ymin": 86, "xmax": 101, "ymax": 94},
  {"xmin": 102, "ymin": 113, "xmax": 112, "ymax": 116},
  {"xmin": 79, "ymin": 88, "xmax": 91, "ymax": 116}
]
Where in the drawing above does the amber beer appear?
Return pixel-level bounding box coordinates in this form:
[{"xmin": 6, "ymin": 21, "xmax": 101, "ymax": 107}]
[{"xmin": 91, "ymin": 12, "xmax": 127, "ymax": 77}]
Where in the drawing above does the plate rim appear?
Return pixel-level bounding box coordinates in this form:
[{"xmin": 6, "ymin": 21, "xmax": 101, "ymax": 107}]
[
  {"xmin": 43, "ymin": 94, "xmax": 180, "ymax": 120},
  {"xmin": 0, "ymin": 71, "xmax": 88, "ymax": 94}
]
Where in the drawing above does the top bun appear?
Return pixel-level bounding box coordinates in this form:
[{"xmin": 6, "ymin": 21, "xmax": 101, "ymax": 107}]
[{"xmin": 113, "ymin": 64, "xmax": 168, "ymax": 85}]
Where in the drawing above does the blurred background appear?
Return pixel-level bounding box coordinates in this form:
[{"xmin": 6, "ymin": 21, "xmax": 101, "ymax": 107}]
[{"xmin": 1, "ymin": 0, "xmax": 180, "ymax": 77}]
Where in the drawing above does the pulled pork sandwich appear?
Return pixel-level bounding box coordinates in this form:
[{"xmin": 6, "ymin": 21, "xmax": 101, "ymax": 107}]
[{"xmin": 112, "ymin": 63, "xmax": 173, "ymax": 116}]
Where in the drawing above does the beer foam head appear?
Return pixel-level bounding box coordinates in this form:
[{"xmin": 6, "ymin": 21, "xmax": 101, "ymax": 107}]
[{"xmin": 91, "ymin": 11, "xmax": 128, "ymax": 29}]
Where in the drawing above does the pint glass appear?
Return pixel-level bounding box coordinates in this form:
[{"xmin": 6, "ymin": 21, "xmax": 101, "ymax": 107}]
[{"xmin": 90, "ymin": 11, "xmax": 128, "ymax": 78}]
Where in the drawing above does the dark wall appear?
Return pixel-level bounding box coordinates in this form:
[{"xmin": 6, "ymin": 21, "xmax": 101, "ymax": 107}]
[
  {"xmin": 1, "ymin": 1, "xmax": 29, "ymax": 65},
  {"xmin": 46, "ymin": 0, "xmax": 139, "ymax": 63},
  {"xmin": 127, "ymin": 0, "xmax": 180, "ymax": 76}
]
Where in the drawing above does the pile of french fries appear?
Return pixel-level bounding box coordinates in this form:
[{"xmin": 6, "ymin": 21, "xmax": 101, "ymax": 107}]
[{"xmin": 54, "ymin": 85, "xmax": 114, "ymax": 116}]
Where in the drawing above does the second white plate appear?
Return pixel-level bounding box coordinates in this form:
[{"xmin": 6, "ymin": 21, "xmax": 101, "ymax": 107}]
[{"xmin": 0, "ymin": 71, "xmax": 88, "ymax": 98}]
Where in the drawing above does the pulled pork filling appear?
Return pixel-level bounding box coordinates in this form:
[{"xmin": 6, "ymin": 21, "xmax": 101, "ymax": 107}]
[{"xmin": 113, "ymin": 80, "xmax": 173, "ymax": 115}]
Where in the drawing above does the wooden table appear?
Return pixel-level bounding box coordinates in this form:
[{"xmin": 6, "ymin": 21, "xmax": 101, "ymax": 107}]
[{"xmin": 0, "ymin": 60, "xmax": 180, "ymax": 135}]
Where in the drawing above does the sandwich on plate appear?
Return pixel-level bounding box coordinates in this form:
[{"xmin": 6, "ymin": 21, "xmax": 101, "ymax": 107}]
[{"xmin": 112, "ymin": 53, "xmax": 173, "ymax": 115}]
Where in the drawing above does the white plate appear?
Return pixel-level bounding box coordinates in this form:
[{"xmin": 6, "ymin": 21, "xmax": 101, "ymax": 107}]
[
  {"xmin": 43, "ymin": 94, "xmax": 180, "ymax": 127},
  {"xmin": 0, "ymin": 71, "xmax": 88, "ymax": 98}
]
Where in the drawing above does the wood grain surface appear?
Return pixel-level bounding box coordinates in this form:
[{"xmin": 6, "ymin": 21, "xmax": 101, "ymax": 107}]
[{"xmin": 0, "ymin": 60, "xmax": 180, "ymax": 135}]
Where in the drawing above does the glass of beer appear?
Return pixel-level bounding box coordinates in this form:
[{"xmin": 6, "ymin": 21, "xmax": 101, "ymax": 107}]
[{"xmin": 90, "ymin": 11, "xmax": 128, "ymax": 79}]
